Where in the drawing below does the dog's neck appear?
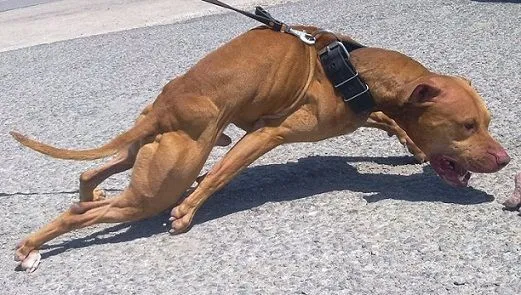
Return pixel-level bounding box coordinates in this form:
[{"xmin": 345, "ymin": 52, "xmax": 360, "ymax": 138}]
[{"xmin": 349, "ymin": 47, "xmax": 430, "ymax": 116}]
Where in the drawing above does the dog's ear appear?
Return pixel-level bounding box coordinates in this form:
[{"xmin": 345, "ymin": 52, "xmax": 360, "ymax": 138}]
[{"xmin": 408, "ymin": 83, "xmax": 441, "ymax": 105}]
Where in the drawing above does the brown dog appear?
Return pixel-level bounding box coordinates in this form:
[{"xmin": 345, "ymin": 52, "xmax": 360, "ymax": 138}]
[{"xmin": 11, "ymin": 26, "xmax": 510, "ymax": 271}]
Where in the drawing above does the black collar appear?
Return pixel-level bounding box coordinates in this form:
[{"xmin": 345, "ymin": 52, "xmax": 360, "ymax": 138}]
[{"xmin": 318, "ymin": 41, "xmax": 375, "ymax": 113}]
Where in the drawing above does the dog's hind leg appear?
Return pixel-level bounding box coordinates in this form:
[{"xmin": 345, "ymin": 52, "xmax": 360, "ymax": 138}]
[
  {"xmin": 78, "ymin": 133, "xmax": 232, "ymax": 202},
  {"xmin": 79, "ymin": 105, "xmax": 154, "ymax": 202},
  {"xmin": 78, "ymin": 105, "xmax": 231, "ymax": 202},
  {"xmin": 16, "ymin": 130, "xmax": 214, "ymax": 272},
  {"xmin": 78, "ymin": 144, "xmax": 139, "ymax": 202},
  {"xmin": 15, "ymin": 193, "xmax": 147, "ymax": 272}
]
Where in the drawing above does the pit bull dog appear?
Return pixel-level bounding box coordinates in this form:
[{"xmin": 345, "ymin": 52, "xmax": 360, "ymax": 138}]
[{"xmin": 10, "ymin": 25, "xmax": 510, "ymax": 272}]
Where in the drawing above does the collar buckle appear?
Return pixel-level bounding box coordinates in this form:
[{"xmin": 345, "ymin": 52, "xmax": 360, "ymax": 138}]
[{"xmin": 319, "ymin": 41, "xmax": 375, "ymax": 113}]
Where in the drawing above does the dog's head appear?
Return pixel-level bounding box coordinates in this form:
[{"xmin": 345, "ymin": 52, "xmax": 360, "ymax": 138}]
[{"xmin": 396, "ymin": 75, "xmax": 510, "ymax": 187}]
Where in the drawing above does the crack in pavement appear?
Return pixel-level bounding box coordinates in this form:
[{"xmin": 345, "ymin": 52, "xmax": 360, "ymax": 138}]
[{"xmin": 0, "ymin": 188, "xmax": 123, "ymax": 198}]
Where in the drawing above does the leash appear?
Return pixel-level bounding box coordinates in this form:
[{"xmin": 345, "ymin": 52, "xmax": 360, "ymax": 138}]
[
  {"xmin": 200, "ymin": 0, "xmax": 375, "ymax": 113},
  {"xmin": 201, "ymin": 0, "xmax": 316, "ymax": 45}
]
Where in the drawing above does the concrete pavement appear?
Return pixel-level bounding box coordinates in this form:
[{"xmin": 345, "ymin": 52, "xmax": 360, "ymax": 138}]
[
  {"xmin": 1, "ymin": 0, "xmax": 520, "ymax": 293},
  {"xmin": 0, "ymin": 0, "xmax": 297, "ymax": 52},
  {"xmin": 0, "ymin": 0, "xmax": 61, "ymax": 12}
]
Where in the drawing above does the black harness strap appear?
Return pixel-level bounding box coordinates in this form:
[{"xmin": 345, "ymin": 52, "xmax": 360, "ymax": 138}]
[{"xmin": 319, "ymin": 41, "xmax": 375, "ymax": 113}]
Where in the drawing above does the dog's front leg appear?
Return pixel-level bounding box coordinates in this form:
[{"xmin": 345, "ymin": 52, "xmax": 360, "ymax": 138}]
[
  {"xmin": 504, "ymin": 172, "xmax": 521, "ymax": 210},
  {"xmin": 364, "ymin": 111, "xmax": 427, "ymax": 163},
  {"xmin": 170, "ymin": 125, "xmax": 286, "ymax": 233}
]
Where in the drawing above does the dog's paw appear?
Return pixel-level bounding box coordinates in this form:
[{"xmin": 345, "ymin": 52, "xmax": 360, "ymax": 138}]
[
  {"xmin": 411, "ymin": 148, "xmax": 428, "ymax": 164},
  {"xmin": 15, "ymin": 240, "xmax": 41, "ymax": 273},
  {"xmin": 14, "ymin": 240, "xmax": 30, "ymax": 261},
  {"xmin": 403, "ymin": 139, "xmax": 427, "ymax": 163},
  {"xmin": 398, "ymin": 140, "xmax": 426, "ymax": 163},
  {"xmin": 168, "ymin": 203, "xmax": 195, "ymax": 234},
  {"xmin": 92, "ymin": 187, "xmax": 106, "ymax": 201},
  {"xmin": 16, "ymin": 250, "xmax": 41, "ymax": 273},
  {"xmin": 503, "ymin": 195, "xmax": 521, "ymax": 210},
  {"xmin": 503, "ymin": 172, "xmax": 521, "ymax": 210},
  {"xmin": 392, "ymin": 127, "xmax": 427, "ymax": 163}
]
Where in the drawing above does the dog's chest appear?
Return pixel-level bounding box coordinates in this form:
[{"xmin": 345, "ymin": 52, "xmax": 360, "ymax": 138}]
[{"xmin": 307, "ymin": 82, "xmax": 369, "ymax": 137}]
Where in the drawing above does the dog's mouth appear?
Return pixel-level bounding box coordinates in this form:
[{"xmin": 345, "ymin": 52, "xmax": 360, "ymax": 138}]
[{"xmin": 430, "ymin": 155, "xmax": 471, "ymax": 187}]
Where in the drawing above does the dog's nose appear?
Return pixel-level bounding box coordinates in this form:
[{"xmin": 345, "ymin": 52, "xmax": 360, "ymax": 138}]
[{"xmin": 494, "ymin": 149, "xmax": 511, "ymax": 169}]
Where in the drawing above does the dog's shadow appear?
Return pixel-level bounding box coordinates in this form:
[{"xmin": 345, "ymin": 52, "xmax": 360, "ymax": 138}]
[{"xmin": 39, "ymin": 155, "xmax": 493, "ymax": 260}]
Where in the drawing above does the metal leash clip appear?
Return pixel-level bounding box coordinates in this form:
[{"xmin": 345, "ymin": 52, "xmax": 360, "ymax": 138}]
[
  {"xmin": 287, "ymin": 28, "xmax": 316, "ymax": 45},
  {"xmin": 202, "ymin": 0, "xmax": 316, "ymax": 45}
]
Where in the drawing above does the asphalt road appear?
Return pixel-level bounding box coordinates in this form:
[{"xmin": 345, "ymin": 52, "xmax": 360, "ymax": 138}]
[{"xmin": 1, "ymin": 0, "xmax": 520, "ymax": 294}]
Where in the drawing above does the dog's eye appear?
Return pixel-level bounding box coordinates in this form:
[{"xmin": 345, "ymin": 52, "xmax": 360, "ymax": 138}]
[{"xmin": 464, "ymin": 121, "xmax": 476, "ymax": 131}]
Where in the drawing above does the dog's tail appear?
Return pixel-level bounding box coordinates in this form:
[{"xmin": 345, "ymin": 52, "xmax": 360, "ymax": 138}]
[{"xmin": 10, "ymin": 115, "xmax": 158, "ymax": 161}]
